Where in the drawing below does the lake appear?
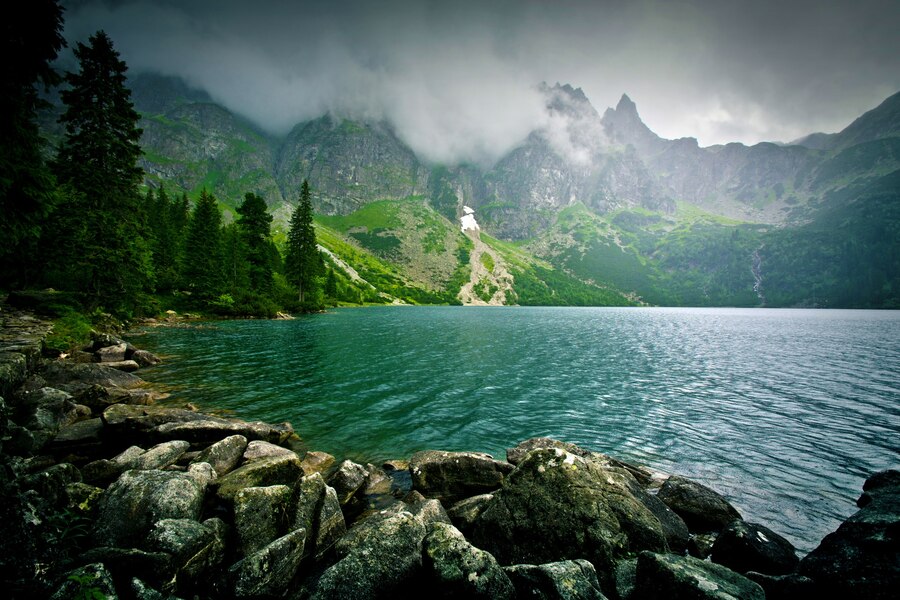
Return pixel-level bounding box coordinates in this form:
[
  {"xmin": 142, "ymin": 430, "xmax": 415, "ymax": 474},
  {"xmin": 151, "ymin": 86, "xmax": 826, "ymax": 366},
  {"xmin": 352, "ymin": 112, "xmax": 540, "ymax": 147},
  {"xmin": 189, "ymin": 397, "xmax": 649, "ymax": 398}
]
[{"xmin": 132, "ymin": 306, "xmax": 900, "ymax": 553}]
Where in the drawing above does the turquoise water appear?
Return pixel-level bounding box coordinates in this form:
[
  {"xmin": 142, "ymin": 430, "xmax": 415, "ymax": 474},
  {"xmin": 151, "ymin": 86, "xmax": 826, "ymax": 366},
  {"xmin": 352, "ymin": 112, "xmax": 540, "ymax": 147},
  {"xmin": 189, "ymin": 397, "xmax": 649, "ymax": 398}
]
[{"xmin": 132, "ymin": 306, "xmax": 900, "ymax": 553}]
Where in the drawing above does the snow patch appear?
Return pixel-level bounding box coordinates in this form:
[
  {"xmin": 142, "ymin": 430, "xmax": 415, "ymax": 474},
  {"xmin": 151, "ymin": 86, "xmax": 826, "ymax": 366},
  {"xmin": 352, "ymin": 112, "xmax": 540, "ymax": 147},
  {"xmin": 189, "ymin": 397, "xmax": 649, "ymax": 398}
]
[{"xmin": 461, "ymin": 206, "xmax": 480, "ymax": 232}]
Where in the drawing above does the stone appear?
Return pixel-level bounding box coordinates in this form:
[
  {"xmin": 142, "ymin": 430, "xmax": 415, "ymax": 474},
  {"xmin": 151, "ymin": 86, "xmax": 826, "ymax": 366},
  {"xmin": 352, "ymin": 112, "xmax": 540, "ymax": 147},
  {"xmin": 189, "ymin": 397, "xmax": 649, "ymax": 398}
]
[
  {"xmin": 90, "ymin": 331, "xmax": 128, "ymax": 351},
  {"xmin": 290, "ymin": 473, "xmax": 346, "ymax": 561},
  {"xmin": 131, "ymin": 349, "xmax": 161, "ymax": 367},
  {"xmin": 50, "ymin": 563, "xmax": 118, "ymax": 600},
  {"xmin": 633, "ymin": 551, "xmax": 765, "ymax": 600},
  {"xmin": 65, "ymin": 482, "xmax": 104, "ymax": 514},
  {"xmin": 191, "ymin": 434, "xmax": 247, "ymax": 476},
  {"xmin": 42, "ymin": 361, "xmax": 143, "ymax": 390},
  {"xmin": 470, "ymin": 448, "xmax": 667, "ymax": 596},
  {"xmin": 711, "ymin": 520, "xmax": 799, "ymax": 575},
  {"xmin": 228, "ymin": 528, "xmax": 306, "ymax": 599},
  {"xmin": 132, "ymin": 440, "xmax": 190, "ymax": 470},
  {"xmin": 656, "ymin": 475, "xmax": 743, "ymax": 533},
  {"xmin": 50, "ymin": 417, "xmax": 104, "ymax": 452},
  {"xmin": 316, "ymin": 485, "xmax": 346, "ymax": 559},
  {"xmin": 20, "ymin": 463, "xmax": 82, "ymax": 508},
  {"xmin": 19, "ymin": 387, "xmax": 79, "ymax": 432},
  {"xmin": 447, "ymin": 493, "xmax": 495, "ymax": 536},
  {"xmin": 130, "ymin": 578, "xmax": 182, "ymax": 600},
  {"xmin": 327, "ymin": 459, "xmax": 369, "ymax": 505},
  {"xmin": 744, "ymin": 572, "xmax": 815, "ymax": 600},
  {"xmin": 364, "ymin": 462, "xmax": 392, "ymax": 495},
  {"xmin": 301, "ymin": 450, "xmax": 335, "ymax": 475},
  {"xmin": 214, "ymin": 453, "xmax": 303, "ymax": 502},
  {"xmin": 615, "ymin": 558, "xmax": 638, "ymax": 600},
  {"xmin": 409, "ymin": 449, "xmax": 515, "ymax": 503},
  {"xmin": 798, "ymin": 469, "xmax": 900, "ymax": 600},
  {"xmin": 0, "ymin": 352, "xmax": 27, "ymax": 398},
  {"xmin": 424, "ymin": 522, "xmax": 515, "ymax": 599},
  {"xmin": 505, "ymin": 559, "xmax": 608, "ymax": 600},
  {"xmin": 79, "ymin": 547, "xmax": 173, "ymax": 589},
  {"xmin": 146, "ymin": 518, "xmax": 226, "ymax": 590},
  {"xmin": 96, "ymin": 343, "xmax": 128, "ymax": 362},
  {"xmin": 234, "ymin": 485, "xmax": 293, "ymax": 556},
  {"xmin": 688, "ymin": 532, "xmax": 718, "ymax": 559},
  {"xmin": 506, "ymin": 437, "xmax": 595, "ymax": 465},
  {"xmin": 101, "ymin": 359, "xmax": 141, "ymax": 372},
  {"xmin": 92, "ymin": 469, "xmax": 207, "ymax": 547},
  {"xmin": 242, "ymin": 439, "xmax": 296, "ymax": 462}
]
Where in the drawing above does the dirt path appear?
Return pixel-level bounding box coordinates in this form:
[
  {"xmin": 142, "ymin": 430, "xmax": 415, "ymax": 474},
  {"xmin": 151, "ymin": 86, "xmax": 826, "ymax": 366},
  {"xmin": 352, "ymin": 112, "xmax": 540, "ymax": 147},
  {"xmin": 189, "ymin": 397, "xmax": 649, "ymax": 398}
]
[{"xmin": 458, "ymin": 230, "xmax": 515, "ymax": 305}]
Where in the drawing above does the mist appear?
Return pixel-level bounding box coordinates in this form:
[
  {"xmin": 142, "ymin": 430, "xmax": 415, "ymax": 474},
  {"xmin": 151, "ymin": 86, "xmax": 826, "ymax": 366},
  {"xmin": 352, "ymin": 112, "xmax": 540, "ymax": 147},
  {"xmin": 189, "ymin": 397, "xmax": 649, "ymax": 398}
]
[{"xmin": 62, "ymin": 0, "xmax": 900, "ymax": 165}]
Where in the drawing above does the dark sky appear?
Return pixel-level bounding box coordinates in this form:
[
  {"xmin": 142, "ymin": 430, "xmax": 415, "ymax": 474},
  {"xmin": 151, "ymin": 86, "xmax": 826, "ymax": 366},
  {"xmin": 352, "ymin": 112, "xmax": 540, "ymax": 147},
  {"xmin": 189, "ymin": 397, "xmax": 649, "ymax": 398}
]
[{"xmin": 61, "ymin": 0, "xmax": 900, "ymax": 165}]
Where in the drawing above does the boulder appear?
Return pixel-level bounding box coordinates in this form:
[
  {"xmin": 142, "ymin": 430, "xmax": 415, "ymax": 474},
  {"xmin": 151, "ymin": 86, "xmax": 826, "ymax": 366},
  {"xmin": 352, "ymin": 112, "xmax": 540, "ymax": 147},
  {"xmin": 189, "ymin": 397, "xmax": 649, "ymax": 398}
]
[
  {"xmin": 82, "ymin": 445, "xmax": 147, "ymax": 486},
  {"xmin": 234, "ymin": 485, "xmax": 293, "ymax": 556},
  {"xmin": 688, "ymin": 532, "xmax": 718, "ymax": 559},
  {"xmin": 409, "ymin": 450, "xmax": 514, "ymax": 503},
  {"xmin": 711, "ymin": 520, "xmax": 799, "ymax": 575},
  {"xmin": 315, "ymin": 485, "xmax": 346, "ymax": 559},
  {"xmin": 79, "ymin": 546, "xmax": 173, "ymax": 590},
  {"xmin": 301, "ymin": 450, "xmax": 335, "ymax": 475},
  {"xmin": 291, "ymin": 473, "xmax": 346, "ymax": 561},
  {"xmin": 506, "ymin": 437, "xmax": 595, "ymax": 465},
  {"xmin": 50, "ymin": 417, "xmax": 104, "ymax": 453},
  {"xmin": 42, "ymin": 361, "xmax": 143, "ymax": 390},
  {"xmin": 90, "ymin": 331, "xmax": 129, "ymax": 352},
  {"xmin": 0, "ymin": 352, "xmax": 27, "ymax": 398},
  {"xmin": 656, "ymin": 475, "xmax": 742, "ymax": 533},
  {"xmin": 364, "ymin": 462, "xmax": 392, "ymax": 495},
  {"xmin": 191, "ymin": 434, "xmax": 247, "ymax": 476},
  {"xmin": 744, "ymin": 572, "xmax": 815, "ymax": 600},
  {"xmin": 146, "ymin": 518, "xmax": 226, "ymax": 591},
  {"xmin": 71, "ymin": 384, "xmax": 158, "ymax": 414},
  {"xmin": 327, "ymin": 459, "xmax": 368, "ymax": 505},
  {"xmin": 65, "ymin": 482, "xmax": 104, "ymax": 515},
  {"xmin": 469, "ymin": 448, "xmax": 667, "ymax": 596},
  {"xmin": 92, "ymin": 469, "xmax": 207, "ymax": 547},
  {"xmin": 96, "ymin": 343, "xmax": 128, "ymax": 362},
  {"xmin": 19, "ymin": 463, "xmax": 82, "ymax": 508},
  {"xmin": 130, "ymin": 578, "xmax": 181, "ymax": 600},
  {"xmin": 214, "ymin": 453, "xmax": 303, "ymax": 502},
  {"xmin": 798, "ymin": 469, "xmax": 900, "ymax": 599},
  {"xmin": 423, "ymin": 522, "xmax": 515, "ymax": 599},
  {"xmin": 132, "ymin": 440, "xmax": 190, "ymax": 471},
  {"xmin": 228, "ymin": 528, "xmax": 306, "ymax": 599},
  {"xmin": 50, "ymin": 563, "xmax": 118, "ymax": 600},
  {"xmin": 101, "ymin": 360, "xmax": 141, "ymax": 372},
  {"xmin": 131, "ymin": 349, "xmax": 161, "ymax": 367},
  {"xmin": 242, "ymin": 439, "xmax": 296, "ymax": 462},
  {"xmin": 447, "ymin": 493, "xmax": 494, "ymax": 536},
  {"xmin": 504, "ymin": 559, "xmax": 608, "ymax": 600},
  {"xmin": 632, "ymin": 551, "xmax": 765, "ymax": 600}
]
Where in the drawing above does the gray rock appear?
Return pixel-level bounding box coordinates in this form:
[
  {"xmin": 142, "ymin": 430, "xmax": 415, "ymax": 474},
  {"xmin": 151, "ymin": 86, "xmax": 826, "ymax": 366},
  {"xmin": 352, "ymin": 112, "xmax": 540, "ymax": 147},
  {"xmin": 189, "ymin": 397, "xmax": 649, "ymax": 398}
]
[
  {"xmin": 42, "ymin": 361, "xmax": 143, "ymax": 389},
  {"xmin": 20, "ymin": 387, "xmax": 79, "ymax": 432},
  {"xmin": 615, "ymin": 558, "xmax": 638, "ymax": 600},
  {"xmin": 316, "ymin": 485, "xmax": 346, "ymax": 559},
  {"xmin": 744, "ymin": 572, "xmax": 815, "ymax": 600},
  {"xmin": 82, "ymin": 445, "xmax": 147, "ymax": 485},
  {"xmin": 20, "ymin": 463, "xmax": 82, "ymax": 508},
  {"xmin": 506, "ymin": 437, "xmax": 595, "ymax": 465},
  {"xmin": 470, "ymin": 448, "xmax": 667, "ymax": 596},
  {"xmin": 131, "ymin": 349, "xmax": 161, "ymax": 367},
  {"xmin": 327, "ymin": 459, "xmax": 369, "ymax": 505},
  {"xmin": 146, "ymin": 518, "xmax": 226, "ymax": 590},
  {"xmin": 96, "ymin": 343, "xmax": 128, "ymax": 362},
  {"xmin": 447, "ymin": 493, "xmax": 494, "ymax": 536},
  {"xmin": 688, "ymin": 532, "xmax": 718, "ymax": 559},
  {"xmin": 711, "ymin": 520, "xmax": 799, "ymax": 575},
  {"xmin": 364, "ymin": 462, "xmax": 392, "ymax": 495},
  {"xmin": 505, "ymin": 559, "xmax": 608, "ymax": 600},
  {"xmin": 214, "ymin": 453, "xmax": 304, "ymax": 502},
  {"xmin": 656, "ymin": 475, "xmax": 743, "ymax": 533},
  {"xmin": 424, "ymin": 522, "xmax": 515, "ymax": 599},
  {"xmin": 132, "ymin": 440, "xmax": 190, "ymax": 470},
  {"xmin": 101, "ymin": 359, "xmax": 141, "ymax": 372},
  {"xmin": 51, "ymin": 417, "xmax": 104, "ymax": 453},
  {"xmin": 630, "ymin": 484, "xmax": 690, "ymax": 553},
  {"xmin": 234, "ymin": 485, "xmax": 293, "ymax": 556},
  {"xmin": 242, "ymin": 439, "xmax": 296, "ymax": 462},
  {"xmin": 798, "ymin": 469, "xmax": 900, "ymax": 600},
  {"xmin": 131, "ymin": 578, "xmax": 184, "ymax": 600},
  {"xmin": 228, "ymin": 528, "xmax": 306, "ymax": 598},
  {"xmin": 90, "ymin": 331, "xmax": 128, "ymax": 351},
  {"xmin": 290, "ymin": 472, "xmax": 347, "ymax": 561},
  {"xmin": 92, "ymin": 469, "xmax": 207, "ymax": 547},
  {"xmin": 409, "ymin": 449, "xmax": 515, "ymax": 503},
  {"xmin": 0, "ymin": 352, "xmax": 27, "ymax": 398},
  {"xmin": 50, "ymin": 563, "xmax": 118, "ymax": 600},
  {"xmin": 65, "ymin": 482, "xmax": 104, "ymax": 513},
  {"xmin": 191, "ymin": 434, "xmax": 247, "ymax": 476},
  {"xmin": 633, "ymin": 551, "xmax": 765, "ymax": 600},
  {"xmin": 301, "ymin": 450, "xmax": 335, "ymax": 475},
  {"xmin": 80, "ymin": 546, "xmax": 173, "ymax": 590}
]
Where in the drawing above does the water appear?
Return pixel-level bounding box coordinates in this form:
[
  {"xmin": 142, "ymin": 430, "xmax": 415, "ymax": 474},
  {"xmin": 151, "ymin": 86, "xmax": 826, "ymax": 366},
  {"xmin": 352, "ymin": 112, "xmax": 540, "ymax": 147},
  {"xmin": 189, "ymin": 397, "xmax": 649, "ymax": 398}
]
[{"xmin": 132, "ymin": 306, "xmax": 900, "ymax": 553}]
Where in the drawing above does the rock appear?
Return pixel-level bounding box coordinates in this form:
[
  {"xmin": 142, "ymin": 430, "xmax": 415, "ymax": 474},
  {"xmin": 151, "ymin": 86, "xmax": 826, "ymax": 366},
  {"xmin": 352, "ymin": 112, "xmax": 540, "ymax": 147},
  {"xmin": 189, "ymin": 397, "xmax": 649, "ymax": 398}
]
[
  {"xmin": 90, "ymin": 331, "xmax": 128, "ymax": 351},
  {"xmin": 42, "ymin": 361, "xmax": 143, "ymax": 390},
  {"xmin": 101, "ymin": 359, "xmax": 141, "ymax": 372},
  {"xmin": 96, "ymin": 343, "xmax": 128, "ymax": 362},
  {"xmin": 130, "ymin": 578, "xmax": 181, "ymax": 600},
  {"xmin": 0, "ymin": 352, "xmax": 27, "ymax": 398},
  {"xmin": 626, "ymin": 480, "xmax": 690, "ymax": 553},
  {"xmin": 234, "ymin": 485, "xmax": 293, "ymax": 556},
  {"xmin": 301, "ymin": 450, "xmax": 335, "ymax": 475},
  {"xmin": 92, "ymin": 469, "xmax": 207, "ymax": 547},
  {"xmin": 66, "ymin": 482, "xmax": 104, "ymax": 515},
  {"xmin": 469, "ymin": 448, "xmax": 667, "ymax": 596},
  {"xmin": 186, "ymin": 462, "xmax": 217, "ymax": 489},
  {"xmin": 327, "ymin": 459, "xmax": 369, "ymax": 505},
  {"xmin": 19, "ymin": 387, "xmax": 79, "ymax": 432},
  {"xmin": 291, "ymin": 473, "xmax": 347, "ymax": 561},
  {"xmin": 633, "ymin": 551, "xmax": 765, "ymax": 600},
  {"xmin": 409, "ymin": 449, "xmax": 515, "ymax": 503},
  {"xmin": 79, "ymin": 546, "xmax": 172, "ymax": 588},
  {"xmin": 72, "ymin": 384, "xmax": 158, "ymax": 414},
  {"xmin": 242, "ymin": 439, "xmax": 296, "ymax": 462},
  {"xmin": 20, "ymin": 463, "xmax": 82, "ymax": 508},
  {"xmin": 744, "ymin": 572, "xmax": 815, "ymax": 600},
  {"xmin": 364, "ymin": 462, "xmax": 392, "ymax": 495},
  {"xmin": 146, "ymin": 518, "xmax": 226, "ymax": 590},
  {"xmin": 316, "ymin": 485, "xmax": 346, "ymax": 559},
  {"xmin": 423, "ymin": 522, "xmax": 515, "ymax": 599},
  {"xmin": 798, "ymin": 469, "xmax": 900, "ymax": 599},
  {"xmin": 614, "ymin": 558, "xmax": 638, "ymax": 600},
  {"xmin": 214, "ymin": 453, "xmax": 304, "ymax": 502},
  {"xmin": 50, "ymin": 417, "xmax": 104, "ymax": 453},
  {"xmin": 656, "ymin": 475, "xmax": 742, "ymax": 533},
  {"xmin": 50, "ymin": 563, "xmax": 118, "ymax": 600},
  {"xmin": 447, "ymin": 493, "xmax": 494, "ymax": 536},
  {"xmin": 131, "ymin": 349, "xmax": 161, "ymax": 367},
  {"xmin": 711, "ymin": 520, "xmax": 799, "ymax": 575},
  {"xmin": 688, "ymin": 532, "xmax": 718, "ymax": 559},
  {"xmin": 191, "ymin": 434, "xmax": 247, "ymax": 476},
  {"xmin": 504, "ymin": 559, "xmax": 608, "ymax": 600},
  {"xmin": 132, "ymin": 440, "xmax": 190, "ymax": 470},
  {"xmin": 228, "ymin": 528, "xmax": 306, "ymax": 599},
  {"xmin": 506, "ymin": 437, "xmax": 595, "ymax": 465}
]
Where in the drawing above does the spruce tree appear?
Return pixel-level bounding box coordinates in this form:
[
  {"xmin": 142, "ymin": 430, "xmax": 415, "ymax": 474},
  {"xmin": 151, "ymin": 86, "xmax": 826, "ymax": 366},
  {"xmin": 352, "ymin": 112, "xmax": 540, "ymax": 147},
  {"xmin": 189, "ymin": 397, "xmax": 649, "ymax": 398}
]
[
  {"xmin": 235, "ymin": 192, "xmax": 274, "ymax": 295},
  {"xmin": 0, "ymin": 0, "xmax": 65, "ymax": 287},
  {"xmin": 182, "ymin": 189, "xmax": 223, "ymax": 301},
  {"xmin": 285, "ymin": 180, "xmax": 322, "ymax": 306},
  {"xmin": 49, "ymin": 30, "xmax": 151, "ymax": 309}
]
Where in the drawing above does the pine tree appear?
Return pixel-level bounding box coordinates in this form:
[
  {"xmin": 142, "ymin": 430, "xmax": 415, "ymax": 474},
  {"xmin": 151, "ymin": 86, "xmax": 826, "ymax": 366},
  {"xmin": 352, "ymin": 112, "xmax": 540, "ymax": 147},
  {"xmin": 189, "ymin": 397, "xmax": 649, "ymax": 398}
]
[
  {"xmin": 325, "ymin": 268, "xmax": 338, "ymax": 298},
  {"xmin": 0, "ymin": 0, "xmax": 65, "ymax": 287},
  {"xmin": 235, "ymin": 192, "xmax": 274, "ymax": 295},
  {"xmin": 48, "ymin": 30, "xmax": 152, "ymax": 309},
  {"xmin": 285, "ymin": 180, "xmax": 322, "ymax": 306},
  {"xmin": 221, "ymin": 223, "xmax": 250, "ymax": 301},
  {"xmin": 182, "ymin": 189, "xmax": 223, "ymax": 301}
]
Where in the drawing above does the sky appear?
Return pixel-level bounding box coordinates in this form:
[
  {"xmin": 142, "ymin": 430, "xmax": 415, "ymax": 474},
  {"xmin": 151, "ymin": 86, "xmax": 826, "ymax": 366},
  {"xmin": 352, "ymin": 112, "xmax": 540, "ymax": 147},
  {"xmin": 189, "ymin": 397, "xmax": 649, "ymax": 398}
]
[{"xmin": 61, "ymin": 0, "xmax": 900, "ymax": 165}]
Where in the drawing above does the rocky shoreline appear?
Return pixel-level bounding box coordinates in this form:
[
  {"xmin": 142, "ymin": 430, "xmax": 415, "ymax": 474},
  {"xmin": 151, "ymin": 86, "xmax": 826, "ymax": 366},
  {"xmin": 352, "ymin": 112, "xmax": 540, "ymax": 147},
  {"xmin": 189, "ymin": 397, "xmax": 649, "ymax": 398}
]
[{"xmin": 1, "ymin": 306, "xmax": 897, "ymax": 599}]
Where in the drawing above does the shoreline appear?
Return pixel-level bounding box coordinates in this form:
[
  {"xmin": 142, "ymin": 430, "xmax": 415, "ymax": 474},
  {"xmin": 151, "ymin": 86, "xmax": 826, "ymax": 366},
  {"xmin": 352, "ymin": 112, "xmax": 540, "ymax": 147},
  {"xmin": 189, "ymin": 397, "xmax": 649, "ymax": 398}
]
[{"xmin": 1, "ymin": 305, "xmax": 897, "ymax": 598}]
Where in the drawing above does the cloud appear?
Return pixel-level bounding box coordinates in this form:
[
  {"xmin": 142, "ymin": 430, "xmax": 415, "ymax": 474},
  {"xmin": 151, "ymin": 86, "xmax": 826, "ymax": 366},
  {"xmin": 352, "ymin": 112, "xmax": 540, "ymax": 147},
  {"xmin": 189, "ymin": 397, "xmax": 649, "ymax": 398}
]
[{"xmin": 61, "ymin": 0, "xmax": 900, "ymax": 163}]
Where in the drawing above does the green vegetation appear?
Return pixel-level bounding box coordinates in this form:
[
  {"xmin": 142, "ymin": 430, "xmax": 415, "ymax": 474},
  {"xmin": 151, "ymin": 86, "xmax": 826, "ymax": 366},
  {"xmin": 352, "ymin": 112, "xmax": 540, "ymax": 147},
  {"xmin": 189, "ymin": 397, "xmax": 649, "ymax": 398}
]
[
  {"xmin": 285, "ymin": 180, "xmax": 325, "ymax": 309},
  {"xmin": 43, "ymin": 311, "xmax": 93, "ymax": 354}
]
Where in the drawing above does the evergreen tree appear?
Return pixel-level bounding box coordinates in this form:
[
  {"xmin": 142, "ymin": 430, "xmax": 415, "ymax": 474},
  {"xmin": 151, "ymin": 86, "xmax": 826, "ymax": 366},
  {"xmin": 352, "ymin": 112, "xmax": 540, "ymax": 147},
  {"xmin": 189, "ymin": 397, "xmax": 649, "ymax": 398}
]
[
  {"xmin": 325, "ymin": 267, "xmax": 338, "ymax": 298},
  {"xmin": 182, "ymin": 189, "xmax": 223, "ymax": 301},
  {"xmin": 0, "ymin": 0, "xmax": 65, "ymax": 287},
  {"xmin": 150, "ymin": 186, "xmax": 180, "ymax": 292},
  {"xmin": 48, "ymin": 30, "xmax": 152, "ymax": 309},
  {"xmin": 285, "ymin": 180, "xmax": 322, "ymax": 306},
  {"xmin": 235, "ymin": 192, "xmax": 274, "ymax": 295},
  {"xmin": 221, "ymin": 223, "xmax": 250, "ymax": 300}
]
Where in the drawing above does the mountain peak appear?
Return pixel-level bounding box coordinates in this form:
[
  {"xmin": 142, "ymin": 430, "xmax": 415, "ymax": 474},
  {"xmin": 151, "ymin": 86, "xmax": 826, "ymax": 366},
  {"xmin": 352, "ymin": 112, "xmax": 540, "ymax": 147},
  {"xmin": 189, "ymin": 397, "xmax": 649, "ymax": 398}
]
[{"xmin": 616, "ymin": 93, "xmax": 637, "ymax": 114}]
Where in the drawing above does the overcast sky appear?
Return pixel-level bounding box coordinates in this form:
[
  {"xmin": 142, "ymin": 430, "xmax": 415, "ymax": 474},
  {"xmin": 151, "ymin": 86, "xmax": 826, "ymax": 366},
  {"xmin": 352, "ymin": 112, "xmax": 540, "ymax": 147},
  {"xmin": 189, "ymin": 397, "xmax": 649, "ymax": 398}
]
[{"xmin": 61, "ymin": 0, "xmax": 900, "ymax": 165}]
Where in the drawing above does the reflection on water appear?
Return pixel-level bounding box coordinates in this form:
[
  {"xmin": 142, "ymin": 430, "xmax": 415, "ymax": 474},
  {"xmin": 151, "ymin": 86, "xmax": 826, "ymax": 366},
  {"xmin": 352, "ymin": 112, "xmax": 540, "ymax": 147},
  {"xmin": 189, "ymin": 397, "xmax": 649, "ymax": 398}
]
[{"xmin": 134, "ymin": 306, "xmax": 900, "ymax": 553}]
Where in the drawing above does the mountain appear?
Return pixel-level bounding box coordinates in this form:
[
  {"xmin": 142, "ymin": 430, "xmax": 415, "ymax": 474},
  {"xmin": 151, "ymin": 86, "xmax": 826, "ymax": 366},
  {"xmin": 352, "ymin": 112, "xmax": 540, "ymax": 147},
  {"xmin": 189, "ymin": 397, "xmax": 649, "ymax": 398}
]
[{"xmin": 109, "ymin": 74, "xmax": 900, "ymax": 307}]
